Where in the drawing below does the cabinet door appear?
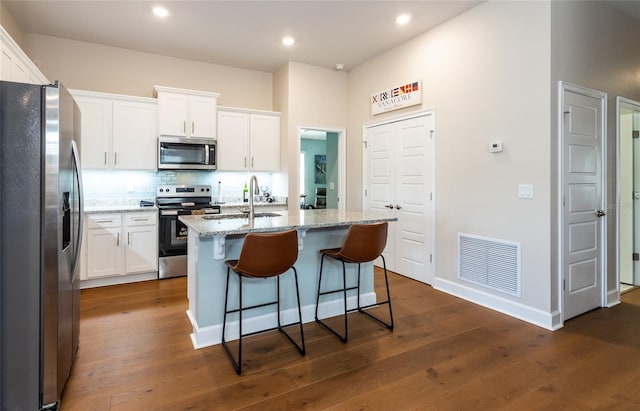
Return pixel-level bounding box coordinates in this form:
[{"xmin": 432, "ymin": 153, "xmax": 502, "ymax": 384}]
[
  {"xmin": 157, "ymin": 92, "xmax": 188, "ymax": 137},
  {"xmin": 74, "ymin": 96, "xmax": 112, "ymax": 169},
  {"xmin": 125, "ymin": 224, "xmax": 158, "ymax": 274},
  {"xmin": 217, "ymin": 110, "xmax": 249, "ymax": 171},
  {"xmin": 189, "ymin": 95, "xmax": 217, "ymax": 138},
  {"xmin": 86, "ymin": 227, "xmax": 124, "ymax": 278},
  {"xmin": 1, "ymin": 47, "xmax": 26, "ymax": 82},
  {"xmin": 112, "ymin": 100, "xmax": 158, "ymax": 170},
  {"xmin": 250, "ymin": 114, "xmax": 280, "ymax": 171}
]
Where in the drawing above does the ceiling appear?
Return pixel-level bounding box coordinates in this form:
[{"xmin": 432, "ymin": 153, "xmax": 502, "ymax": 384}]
[{"xmin": 2, "ymin": 0, "xmax": 482, "ymax": 73}]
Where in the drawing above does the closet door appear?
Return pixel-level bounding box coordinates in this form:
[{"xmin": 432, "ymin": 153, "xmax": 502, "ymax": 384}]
[{"xmin": 364, "ymin": 113, "xmax": 435, "ymax": 284}]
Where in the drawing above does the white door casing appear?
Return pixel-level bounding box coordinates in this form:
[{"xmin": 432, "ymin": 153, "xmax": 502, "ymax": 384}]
[
  {"xmin": 560, "ymin": 83, "xmax": 606, "ymax": 321},
  {"xmin": 364, "ymin": 112, "xmax": 435, "ymax": 284}
]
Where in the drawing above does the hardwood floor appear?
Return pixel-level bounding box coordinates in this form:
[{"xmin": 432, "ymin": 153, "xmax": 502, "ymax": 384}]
[{"xmin": 62, "ymin": 270, "xmax": 640, "ymax": 410}]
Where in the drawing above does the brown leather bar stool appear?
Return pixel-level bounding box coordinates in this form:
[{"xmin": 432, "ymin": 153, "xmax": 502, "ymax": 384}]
[
  {"xmin": 221, "ymin": 229, "xmax": 305, "ymax": 374},
  {"xmin": 315, "ymin": 222, "xmax": 394, "ymax": 343}
]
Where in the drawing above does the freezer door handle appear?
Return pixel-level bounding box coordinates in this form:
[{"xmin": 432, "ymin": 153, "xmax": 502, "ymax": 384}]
[{"xmin": 71, "ymin": 140, "xmax": 84, "ymax": 275}]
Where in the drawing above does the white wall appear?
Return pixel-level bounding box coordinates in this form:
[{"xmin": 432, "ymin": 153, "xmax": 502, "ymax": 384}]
[
  {"xmin": 550, "ymin": 1, "xmax": 640, "ymax": 306},
  {"xmin": 274, "ymin": 61, "xmax": 347, "ymax": 211},
  {"xmin": 0, "ymin": 1, "xmax": 24, "ymax": 47},
  {"xmin": 21, "ymin": 34, "xmax": 273, "ymax": 109},
  {"xmin": 348, "ymin": 1, "xmax": 553, "ymax": 324}
]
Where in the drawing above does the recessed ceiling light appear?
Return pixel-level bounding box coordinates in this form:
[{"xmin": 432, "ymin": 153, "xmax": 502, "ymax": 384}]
[
  {"xmin": 396, "ymin": 14, "xmax": 411, "ymax": 25},
  {"xmin": 153, "ymin": 6, "xmax": 169, "ymax": 18},
  {"xmin": 282, "ymin": 36, "xmax": 295, "ymax": 47}
]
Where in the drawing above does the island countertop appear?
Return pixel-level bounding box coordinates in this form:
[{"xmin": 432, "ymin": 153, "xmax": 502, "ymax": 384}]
[{"xmin": 179, "ymin": 209, "xmax": 397, "ymax": 237}]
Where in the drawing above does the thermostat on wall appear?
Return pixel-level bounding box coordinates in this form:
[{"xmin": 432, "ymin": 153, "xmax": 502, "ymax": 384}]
[{"xmin": 489, "ymin": 142, "xmax": 503, "ymax": 153}]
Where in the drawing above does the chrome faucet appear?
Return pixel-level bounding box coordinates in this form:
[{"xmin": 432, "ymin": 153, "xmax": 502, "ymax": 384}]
[{"xmin": 248, "ymin": 175, "xmax": 260, "ymax": 220}]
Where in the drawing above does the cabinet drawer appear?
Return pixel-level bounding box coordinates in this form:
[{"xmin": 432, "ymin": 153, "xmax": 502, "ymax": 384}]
[
  {"xmin": 87, "ymin": 213, "xmax": 122, "ymax": 229},
  {"xmin": 124, "ymin": 212, "xmax": 157, "ymax": 226}
]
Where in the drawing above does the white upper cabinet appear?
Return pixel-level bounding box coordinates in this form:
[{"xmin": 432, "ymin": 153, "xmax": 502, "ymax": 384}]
[
  {"xmin": 217, "ymin": 107, "xmax": 281, "ymax": 172},
  {"xmin": 71, "ymin": 90, "xmax": 157, "ymax": 170},
  {"xmin": 0, "ymin": 26, "xmax": 49, "ymax": 84},
  {"xmin": 112, "ymin": 99, "xmax": 158, "ymax": 169},
  {"xmin": 155, "ymin": 86, "xmax": 220, "ymax": 139}
]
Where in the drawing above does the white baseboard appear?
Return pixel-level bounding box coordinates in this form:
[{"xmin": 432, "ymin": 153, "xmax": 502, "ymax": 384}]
[
  {"xmin": 187, "ymin": 292, "xmax": 376, "ymax": 349},
  {"xmin": 433, "ymin": 277, "xmax": 560, "ymax": 331},
  {"xmin": 79, "ymin": 271, "xmax": 158, "ymax": 289},
  {"xmin": 607, "ymin": 289, "xmax": 621, "ymax": 308}
]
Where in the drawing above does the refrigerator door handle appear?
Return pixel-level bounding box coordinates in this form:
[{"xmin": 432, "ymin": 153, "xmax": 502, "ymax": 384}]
[{"xmin": 71, "ymin": 140, "xmax": 84, "ymax": 274}]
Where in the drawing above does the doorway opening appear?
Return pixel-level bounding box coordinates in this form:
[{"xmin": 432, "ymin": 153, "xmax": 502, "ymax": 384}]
[
  {"xmin": 299, "ymin": 127, "xmax": 345, "ymax": 210},
  {"xmin": 617, "ymin": 97, "xmax": 640, "ymax": 294}
]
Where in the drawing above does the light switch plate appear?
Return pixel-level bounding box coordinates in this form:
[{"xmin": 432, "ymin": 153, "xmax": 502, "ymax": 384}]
[{"xmin": 518, "ymin": 184, "xmax": 533, "ymax": 199}]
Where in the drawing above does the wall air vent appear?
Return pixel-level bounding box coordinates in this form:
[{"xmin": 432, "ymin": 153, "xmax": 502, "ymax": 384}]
[{"xmin": 458, "ymin": 233, "xmax": 521, "ymax": 297}]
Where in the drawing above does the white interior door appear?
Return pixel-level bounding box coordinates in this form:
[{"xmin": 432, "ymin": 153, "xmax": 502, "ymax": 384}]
[
  {"xmin": 562, "ymin": 86, "xmax": 606, "ymax": 321},
  {"xmin": 366, "ymin": 124, "xmax": 396, "ymax": 269},
  {"xmin": 364, "ymin": 112, "xmax": 435, "ymax": 284}
]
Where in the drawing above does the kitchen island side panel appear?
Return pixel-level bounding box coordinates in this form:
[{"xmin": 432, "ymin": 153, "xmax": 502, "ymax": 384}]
[{"xmin": 188, "ymin": 226, "xmax": 375, "ymax": 348}]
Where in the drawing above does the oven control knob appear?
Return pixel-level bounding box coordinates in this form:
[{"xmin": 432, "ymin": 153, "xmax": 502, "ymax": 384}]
[
  {"xmin": 206, "ymin": 188, "xmax": 210, "ymax": 192},
  {"xmin": 159, "ymin": 188, "xmax": 164, "ymax": 192},
  {"xmin": 166, "ymin": 188, "xmax": 171, "ymax": 192},
  {"xmin": 201, "ymin": 188, "xmax": 204, "ymax": 192}
]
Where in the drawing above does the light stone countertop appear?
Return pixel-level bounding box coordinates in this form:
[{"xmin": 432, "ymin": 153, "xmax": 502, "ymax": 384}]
[
  {"xmin": 84, "ymin": 205, "xmax": 158, "ymax": 214},
  {"xmin": 84, "ymin": 199, "xmax": 157, "ymax": 214},
  {"xmin": 179, "ymin": 209, "xmax": 397, "ymax": 237}
]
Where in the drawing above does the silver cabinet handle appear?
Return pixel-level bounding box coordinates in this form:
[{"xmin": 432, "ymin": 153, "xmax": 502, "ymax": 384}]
[
  {"xmin": 395, "ymin": 204, "xmax": 402, "ymax": 210},
  {"xmin": 114, "ymin": 152, "xmax": 117, "ymax": 165},
  {"xmin": 104, "ymin": 152, "xmax": 107, "ymax": 165},
  {"xmin": 116, "ymin": 232, "xmax": 120, "ymax": 246},
  {"xmin": 244, "ymin": 157, "xmax": 247, "ymax": 167},
  {"xmin": 128, "ymin": 232, "xmax": 131, "ymax": 245},
  {"xmin": 192, "ymin": 121, "xmax": 195, "ymax": 134},
  {"xmin": 183, "ymin": 121, "xmax": 186, "ymax": 134},
  {"xmin": 133, "ymin": 217, "xmax": 149, "ymax": 221},
  {"xmin": 95, "ymin": 219, "xmax": 114, "ymax": 224},
  {"xmin": 251, "ymin": 157, "xmax": 254, "ymax": 167}
]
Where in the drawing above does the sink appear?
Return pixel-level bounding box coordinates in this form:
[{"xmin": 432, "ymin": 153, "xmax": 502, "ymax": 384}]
[{"xmin": 202, "ymin": 212, "xmax": 281, "ymax": 220}]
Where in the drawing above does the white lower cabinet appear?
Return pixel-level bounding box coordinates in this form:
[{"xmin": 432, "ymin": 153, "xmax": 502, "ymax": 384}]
[{"xmin": 82, "ymin": 212, "xmax": 158, "ymax": 282}]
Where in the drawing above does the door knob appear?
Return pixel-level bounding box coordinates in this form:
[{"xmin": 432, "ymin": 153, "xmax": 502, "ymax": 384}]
[
  {"xmin": 395, "ymin": 204, "xmax": 402, "ymax": 210},
  {"xmin": 596, "ymin": 210, "xmax": 606, "ymax": 217},
  {"xmin": 384, "ymin": 204, "xmax": 394, "ymax": 209}
]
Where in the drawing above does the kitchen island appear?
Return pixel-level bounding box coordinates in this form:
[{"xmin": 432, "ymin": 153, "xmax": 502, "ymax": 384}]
[{"xmin": 179, "ymin": 209, "xmax": 396, "ymax": 349}]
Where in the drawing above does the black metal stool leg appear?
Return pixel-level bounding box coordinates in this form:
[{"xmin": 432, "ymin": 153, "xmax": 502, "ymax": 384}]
[
  {"xmin": 358, "ymin": 255, "xmax": 394, "ymax": 330},
  {"xmin": 221, "ymin": 269, "xmax": 243, "ymax": 375},
  {"xmin": 315, "ymin": 254, "xmax": 326, "ymax": 321},
  {"xmin": 278, "ymin": 267, "xmax": 306, "ymax": 355},
  {"xmin": 315, "ymin": 255, "xmax": 349, "ymax": 343}
]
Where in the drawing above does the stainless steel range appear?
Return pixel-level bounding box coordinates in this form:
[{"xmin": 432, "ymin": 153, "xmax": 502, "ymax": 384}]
[{"xmin": 157, "ymin": 184, "xmax": 220, "ymax": 279}]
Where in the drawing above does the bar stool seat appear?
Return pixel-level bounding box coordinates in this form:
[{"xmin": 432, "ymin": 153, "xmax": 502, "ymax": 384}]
[
  {"xmin": 315, "ymin": 222, "xmax": 394, "ymax": 343},
  {"xmin": 222, "ymin": 229, "xmax": 305, "ymax": 374}
]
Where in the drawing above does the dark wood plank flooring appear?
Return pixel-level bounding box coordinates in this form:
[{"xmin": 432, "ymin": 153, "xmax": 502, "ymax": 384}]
[{"xmin": 61, "ymin": 270, "xmax": 640, "ymax": 410}]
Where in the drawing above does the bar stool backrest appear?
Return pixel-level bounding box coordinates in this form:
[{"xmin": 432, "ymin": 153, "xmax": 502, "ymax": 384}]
[
  {"xmin": 337, "ymin": 222, "xmax": 388, "ymax": 263},
  {"xmin": 234, "ymin": 229, "xmax": 298, "ymax": 277}
]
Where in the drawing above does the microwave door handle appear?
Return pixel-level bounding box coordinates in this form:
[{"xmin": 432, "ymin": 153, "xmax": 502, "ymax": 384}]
[{"xmin": 205, "ymin": 145, "xmax": 210, "ymax": 165}]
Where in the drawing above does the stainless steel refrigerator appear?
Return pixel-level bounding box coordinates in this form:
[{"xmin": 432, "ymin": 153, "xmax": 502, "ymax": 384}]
[{"xmin": 0, "ymin": 81, "xmax": 83, "ymax": 410}]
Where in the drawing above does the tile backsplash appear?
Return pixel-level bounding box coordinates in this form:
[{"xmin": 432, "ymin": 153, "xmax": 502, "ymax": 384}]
[{"xmin": 83, "ymin": 170, "xmax": 277, "ymax": 204}]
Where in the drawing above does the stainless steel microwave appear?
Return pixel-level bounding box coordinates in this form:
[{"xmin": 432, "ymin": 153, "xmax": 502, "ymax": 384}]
[{"xmin": 158, "ymin": 137, "xmax": 216, "ymax": 170}]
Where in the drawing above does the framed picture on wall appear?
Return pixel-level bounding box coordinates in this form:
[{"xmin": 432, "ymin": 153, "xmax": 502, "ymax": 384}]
[{"xmin": 314, "ymin": 154, "xmax": 326, "ymax": 184}]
